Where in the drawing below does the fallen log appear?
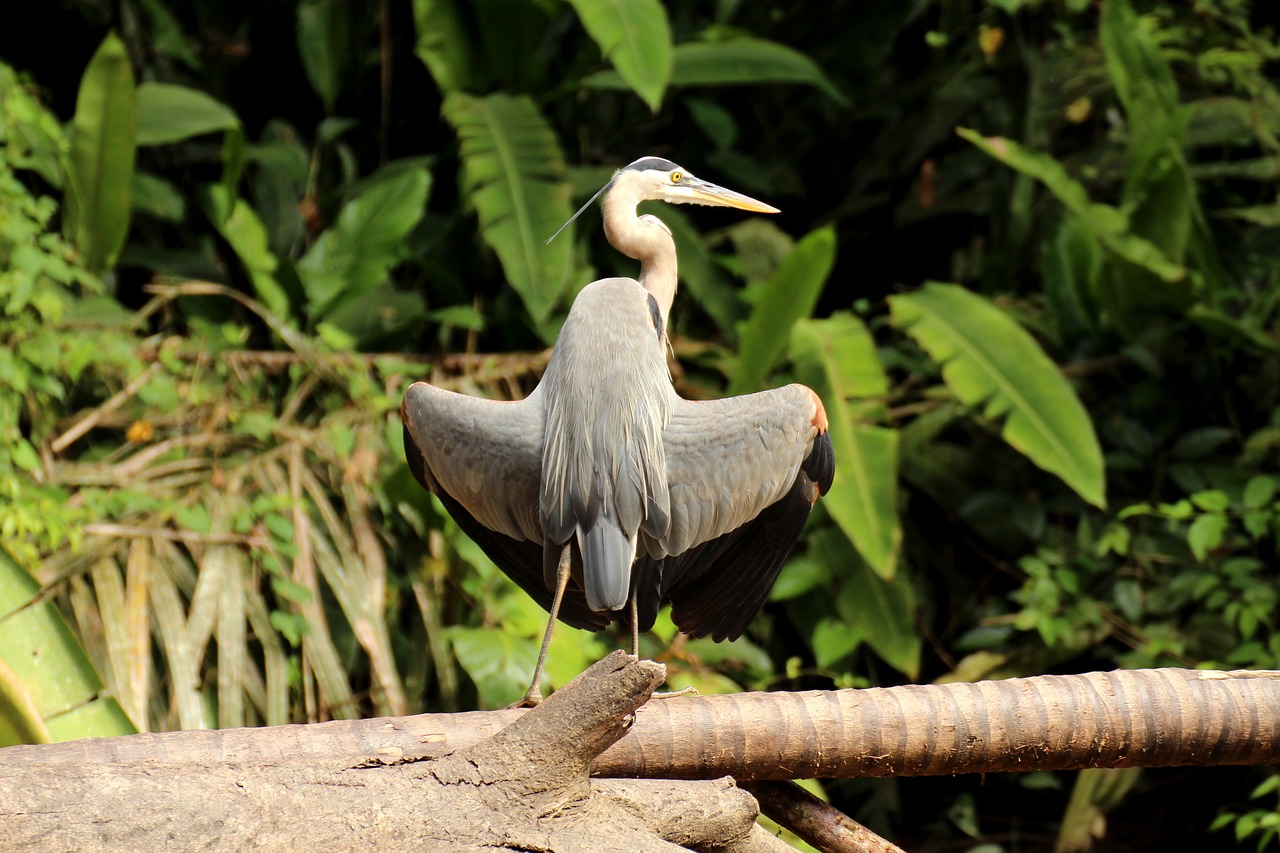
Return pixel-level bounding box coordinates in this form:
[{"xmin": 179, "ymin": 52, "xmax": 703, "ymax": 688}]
[{"xmin": 3, "ymin": 663, "xmax": 1278, "ymax": 851}]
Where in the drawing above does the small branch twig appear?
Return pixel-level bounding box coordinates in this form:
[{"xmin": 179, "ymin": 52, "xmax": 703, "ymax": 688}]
[
  {"xmin": 51, "ymin": 363, "xmax": 163, "ymax": 454},
  {"xmin": 81, "ymin": 524, "xmax": 268, "ymax": 549},
  {"xmin": 745, "ymin": 780, "xmax": 905, "ymax": 853}
]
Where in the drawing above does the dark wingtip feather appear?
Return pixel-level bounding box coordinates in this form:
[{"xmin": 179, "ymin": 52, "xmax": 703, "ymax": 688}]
[
  {"xmin": 666, "ymin": 475, "xmax": 816, "ymax": 641},
  {"xmin": 805, "ymin": 430, "xmax": 835, "ymax": 497},
  {"xmin": 402, "ymin": 423, "xmax": 434, "ymax": 493}
]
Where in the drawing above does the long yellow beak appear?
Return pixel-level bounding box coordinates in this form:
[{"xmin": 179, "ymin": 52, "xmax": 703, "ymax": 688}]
[{"xmin": 682, "ymin": 177, "xmax": 780, "ymax": 214}]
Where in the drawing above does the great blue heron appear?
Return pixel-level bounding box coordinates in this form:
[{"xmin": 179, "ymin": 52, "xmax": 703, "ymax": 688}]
[{"xmin": 403, "ymin": 156, "xmax": 834, "ymax": 704}]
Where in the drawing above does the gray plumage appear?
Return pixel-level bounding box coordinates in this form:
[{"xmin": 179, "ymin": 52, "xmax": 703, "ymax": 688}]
[{"xmin": 403, "ymin": 156, "xmax": 834, "ymax": 651}]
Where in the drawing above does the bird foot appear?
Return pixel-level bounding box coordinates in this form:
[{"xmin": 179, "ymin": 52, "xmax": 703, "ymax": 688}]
[{"xmin": 509, "ymin": 687, "xmax": 544, "ymax": 709}]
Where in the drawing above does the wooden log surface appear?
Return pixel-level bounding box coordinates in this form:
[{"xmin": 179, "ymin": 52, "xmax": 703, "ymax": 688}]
[{"xmin": 5, "ymin": 667, "xmax": 1278, "ymax": 780}]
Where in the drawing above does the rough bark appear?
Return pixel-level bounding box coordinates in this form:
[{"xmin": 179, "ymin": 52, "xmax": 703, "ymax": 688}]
[
  {"xmin": 0, "ymin": 652, "xmax": 789, "ymax": 853},
  {"xmin": 10, "ymin": 667, "xmax": 1277, "ymax": 779},
  {"xmin": 4, "ymin": 666, "xmax": 1277, "ymax": 851}
]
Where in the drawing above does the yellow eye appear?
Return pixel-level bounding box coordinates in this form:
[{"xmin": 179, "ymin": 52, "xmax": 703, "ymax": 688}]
[{"xmin": 670, "ymin": 171, "xmax": 683, "ymax": 183}]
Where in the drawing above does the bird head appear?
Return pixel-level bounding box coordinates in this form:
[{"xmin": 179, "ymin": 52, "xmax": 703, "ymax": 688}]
[
  {"xmin": 546, "ymin": 156, "xmax": 778, "ymax": 244},
  {"xmin": 611, "ymin": 156, "xmax": 780, "ymax": 212}
]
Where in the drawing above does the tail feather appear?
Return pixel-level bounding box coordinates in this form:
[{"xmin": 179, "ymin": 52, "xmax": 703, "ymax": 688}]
[{"xmin": 578, "ymin": 516, "xmax": 635, "ymax": 611}]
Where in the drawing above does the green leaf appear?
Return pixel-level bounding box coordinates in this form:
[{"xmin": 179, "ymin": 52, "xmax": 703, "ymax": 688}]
[
  {"xmin": 1189, "ymin": 489, "xmax": 1229, "ymax": 512},
  {"xmin": 412, "ymin": 0, "xmax": 476, "ymax": 93},
  {"xmin": 585, "ymin": 37, "xmax": 849, "ymax": 106},
  {"xmin": 297, "ymin": 0, "xmax": 352, "ymax": 113},
  {"xmin": 136, "ymin": 0, "xmax": 201, "ymax": 70},
  {"xmin": 0, "ymin": 546, "xmax": 135, "ymax": 745},
  {"xmin": 810, "ymin": 617, "xmax": 862, "ymax": 668},
  {"xmin": 890, "ymin": 282, "xmax": 1106, "ymax": 508},
  {"xmin": 792, "ymin": 312, "xmax": 889, "ymax": 400},
  {"xmin": 729, "ymin": 225, "xmax": 835, "ymax": 395},
  {"xmin": 1188, "ymin": 305, "xmax": 1280, "ymax": 354},
  {"xmin": 816, "ymin": 529, "xmax": 920, "ymax": 678},
  {"xmin": 1187, "ymin": 513, "xmax": 1226, "ymax": 561},
  {"xmin": 567, "ymin": 0, "xmax": 672, "ymax": 112},
  {"xmin": 207, "ymin": 189, "xmax": 290, "ymax": 316},
  {"xmin": 297, "ymin": 165, "xmax": 431, "ymax": 319},
  {"xmin": 770, "ymin": 556, "xmax": 830, "ymax": 602},
  {"xmin": 135, "ymin": 83, "xmax": 239, "ymax": 146},
  {"xmin": 443, "ymin": 93, "xmax": 574, "ymax": 325},
  {"xmin": 1100, "ymin": 0, "xmax": 1181, "ymax": 144},
  {"xmin": 1042, "ymin": 215, "xmax": 1101, "ymax": 341},
  {"xmin": 1243, "ymin": 475, "xmax": 1277, "ymax": 510},
  {"xmin": 791, "ymin": 314, "xmax": 901, "ymax": 578},
  {"xmin": 448, "ymin": 626, "xmax": 537, "ymax": 709},
  {"xmin": 957, "ymin": 128, "xmax": 1185, "ymax": 283},
  {"xmin": 130, "ymin": 172, "xmax": 185, "ymax": 221},
  {"xmin": 1217, "ymin": 204, "xmax": 1280, "ymax": 227},
  {"xmin": 66, "ymin": 32, "xmax": 137, "ymax": 274}
]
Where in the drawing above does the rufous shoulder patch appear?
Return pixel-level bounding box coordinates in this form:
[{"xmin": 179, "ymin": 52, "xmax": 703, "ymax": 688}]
[{"xmin": 807, "ymin": 386, "xmax": 829, "ymax": 433}]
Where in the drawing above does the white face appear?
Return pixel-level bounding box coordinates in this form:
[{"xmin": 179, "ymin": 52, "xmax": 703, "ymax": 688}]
[{"xmin": 626, "ymin": 166, "xmax": 694, "ymax": 202}]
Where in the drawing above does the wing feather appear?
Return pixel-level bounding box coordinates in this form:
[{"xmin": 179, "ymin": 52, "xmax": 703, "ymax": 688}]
[
  {"xmin": 402, "ymin": 381, "xmax": 543, "ymax": 543},
  {"xmin": 402, "ymin": 382, "xmax": 609, "ymax": 631},
  {"xmin": 657, "ymin": 384, "xmax": 828, "ymax": 555},
  {"xmin": 652, "ymin": 384, "xmax": 835, "ymax": 640}
]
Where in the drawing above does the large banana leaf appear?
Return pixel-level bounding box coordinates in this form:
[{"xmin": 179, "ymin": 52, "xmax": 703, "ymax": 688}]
[
  {"xmin": 889, "ymin": 282, "xmax": 1106, "ymax": 509},
  {"xmin": 444, "ymin": 93, "xmax": 574, "ymax": 325},
  {"xmin": 0, "ymin": 545, "xmax": 134, "ymax": 746},
  {"xmin": 585, "ymin": 37, "xmax": 848, "ymax": 106},
  {"xmin": 791, "ymin": 313, "xmax": 901, "ymax": 579},
  {"xmin": 567, "ymin": 0, "xmax": 672, "ymax": 112},
  {"xmin": 729, "ymin": 225, "xmax": 835, "ymax": 396},
  {"xmin": 66, "ymin": 32, "xmax": 137, "ymax": 274}
]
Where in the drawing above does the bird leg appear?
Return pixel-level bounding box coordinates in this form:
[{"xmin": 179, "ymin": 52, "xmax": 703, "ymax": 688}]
[
  {"xmin": 515, "ymin": 543, "xmax": 572, "ymax": 708},
  {"xmin": 630, "ymin": 596, "xmax": 697, "ymax": 700},
  {"xmin": 630, "ymin": 597, "xmax": 641, "ymax": 658}
]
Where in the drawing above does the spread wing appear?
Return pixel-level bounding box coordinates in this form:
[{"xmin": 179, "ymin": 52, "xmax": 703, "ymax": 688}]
[
  {"xmin": 637, "ymin": 384, "xmax": 834, "ymax": 640},
  {"xmin": 402, "ymin": 382, "xmax": 608, "ymax": 631}
]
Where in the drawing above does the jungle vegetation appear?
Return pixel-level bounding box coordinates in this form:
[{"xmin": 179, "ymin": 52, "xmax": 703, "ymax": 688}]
[{"xmin": 2, "ymin": 0, "xmax": 1280, "ymax": 849}]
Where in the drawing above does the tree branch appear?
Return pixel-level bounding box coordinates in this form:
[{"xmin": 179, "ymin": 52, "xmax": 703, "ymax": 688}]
[{"xmin": 8, "ymin": 667, "xmax": 1277, "ymax": 779}]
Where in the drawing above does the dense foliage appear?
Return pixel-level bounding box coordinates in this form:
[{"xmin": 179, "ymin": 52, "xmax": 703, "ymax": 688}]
[{"xmin": 2, "ymin": 0, "xmax": 1279, "ymax": 848}]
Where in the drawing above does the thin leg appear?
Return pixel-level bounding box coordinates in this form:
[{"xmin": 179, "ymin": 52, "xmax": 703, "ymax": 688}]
[
  {"xmin": 629, "ymin": 596, "xmax": 640, "ymax": 658},
  {"xmin": 631, "ymin": 596, "xmax": 695, "ymax": 700},
  {"xmin": 516, "ymin": 544, "xmax": 571, "ymax": 708}
]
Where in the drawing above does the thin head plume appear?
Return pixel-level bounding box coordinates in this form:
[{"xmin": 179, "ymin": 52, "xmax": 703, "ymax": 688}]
[{"xmin": 546, "ymin": 177, "xmax": 614, "ymax": 244}]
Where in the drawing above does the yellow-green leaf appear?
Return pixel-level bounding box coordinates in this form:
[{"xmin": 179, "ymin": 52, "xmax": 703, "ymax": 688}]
[
  {"xmin": 66, "ymin": 32, "xmax": 137, "ymax": 274},
  {"xmin": 792, "ymin": 314, "xmax": 900, "ymax": 578},
  {"xmin": 0, "ymin": 546, "xmax": 135, "ymax": 746},
  {"xmin": 890, "ymin": 282, "xmax": 1106, "ymax": 508},
  {"xmin": 444, "ymin": 93, "xmax": 574, "ymax": 325},
  {"xmin": 730, "ymin": 225, "xmax": 836, "ymax": 395},
  {"xmin": 567, "ymin": 0, "xmax": 672, "ymax": 112}
]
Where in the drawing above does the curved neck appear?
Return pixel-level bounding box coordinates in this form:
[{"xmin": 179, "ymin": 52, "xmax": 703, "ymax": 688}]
[{"xmin": 603, "ymin": 182, "xmax": 677, "ymax": 332}]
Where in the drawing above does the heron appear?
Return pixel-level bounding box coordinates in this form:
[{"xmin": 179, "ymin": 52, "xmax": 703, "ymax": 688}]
[{"xmin": 403, "ymin": 156, "xmax": 834, "ymax": 705}]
